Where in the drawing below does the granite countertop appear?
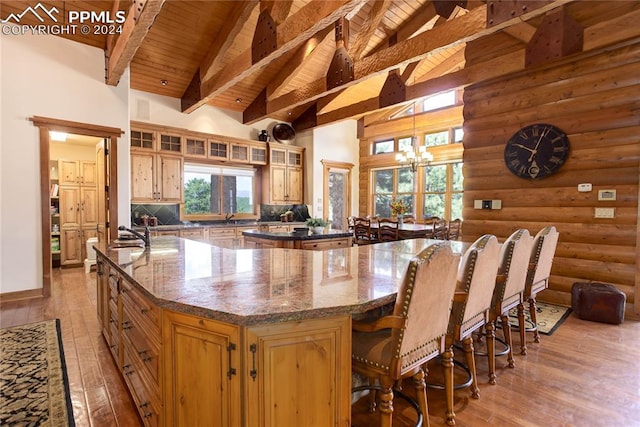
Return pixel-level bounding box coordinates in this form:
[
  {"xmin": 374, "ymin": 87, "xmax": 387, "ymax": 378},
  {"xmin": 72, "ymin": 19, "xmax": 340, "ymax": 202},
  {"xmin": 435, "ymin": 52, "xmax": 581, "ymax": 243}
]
[
  {"xmin": 132, "ymin": 221, "xmax": 305, "ymax": 231},
  {"xmin": 242, "ymin": 229, "xmax": 353, "ymax": 241},
  {"xmin": 95, "ymin": 237, "xmax": 467, "ymax": 326}
]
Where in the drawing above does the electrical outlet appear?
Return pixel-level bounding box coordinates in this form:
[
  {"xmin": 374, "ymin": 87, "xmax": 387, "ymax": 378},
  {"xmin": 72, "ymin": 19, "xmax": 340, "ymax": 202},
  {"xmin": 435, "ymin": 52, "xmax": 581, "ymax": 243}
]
[
  {"xmin": 594, "ymin": 207, "xmax": 615, "ymax": 218},
  {"xmin": 578, "ymin": 183, "xmax": 592, "ymax": 192}
]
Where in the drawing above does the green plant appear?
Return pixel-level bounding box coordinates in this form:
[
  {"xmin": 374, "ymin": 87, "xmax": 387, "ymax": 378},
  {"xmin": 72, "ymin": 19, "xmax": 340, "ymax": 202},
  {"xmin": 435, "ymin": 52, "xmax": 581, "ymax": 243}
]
[{"xmin": 305, "ymin": 217, "xmax": 328, "ymax": 227}]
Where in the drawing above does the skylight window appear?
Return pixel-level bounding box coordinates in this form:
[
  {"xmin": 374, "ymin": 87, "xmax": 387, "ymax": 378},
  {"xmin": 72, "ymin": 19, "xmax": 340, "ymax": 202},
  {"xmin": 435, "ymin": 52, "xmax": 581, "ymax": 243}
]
[{"xmin": 422, "ymin": 90, "xmax": 456, "ymax": 112}]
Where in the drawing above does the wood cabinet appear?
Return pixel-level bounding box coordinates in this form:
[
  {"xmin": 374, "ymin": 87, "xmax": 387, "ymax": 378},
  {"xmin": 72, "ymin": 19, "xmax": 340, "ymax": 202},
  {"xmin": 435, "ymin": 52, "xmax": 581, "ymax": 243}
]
[
  {"xmin": 131, "ymin": 151, "xmax": 183, "ymax": 203},
  {"xmin": 263, "ymin": 143, "xmax": 304, "ymax": 204},
  {"xmin": 245, "ymin": 316, "xmax": 351, "ymax": 427},
  {"xmin": 60, "ymin": 227, "xmax": 97, "ymax": 265},
  {"xmin": 58, "ymin": 159, "xmax": 97, "ymax": 266},
  {"xmin": 179, "ymin": 228, "xmax": 205, "ymax": 241},
  {"xmin": 97, "ymin": 251, "xmax": 352, "ymax": 427},
  {"xmin": 58, "ymin": 159, "xmax": 97, "ymax": 186},
  {"xmin": 163, "ymin": 310, "xmax": 241, "ymax": 427},
  {"xmin": 97, "ymin": 263, "xmax": 162, "ymax": 427}
]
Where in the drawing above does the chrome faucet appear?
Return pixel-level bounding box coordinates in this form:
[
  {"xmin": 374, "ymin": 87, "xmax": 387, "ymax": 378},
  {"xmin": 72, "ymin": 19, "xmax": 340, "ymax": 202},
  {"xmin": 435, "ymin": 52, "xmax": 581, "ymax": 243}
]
[
  {"xmin": 118, "ymin": 225, "xmax": 150, "ymax": 247},
  {"xmin": 225, "ymin": 213, "xmax": 235, "ymax": 223}
]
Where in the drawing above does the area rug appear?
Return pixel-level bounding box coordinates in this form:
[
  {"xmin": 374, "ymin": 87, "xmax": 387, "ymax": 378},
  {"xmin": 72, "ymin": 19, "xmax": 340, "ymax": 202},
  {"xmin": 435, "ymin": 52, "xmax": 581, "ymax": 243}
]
[
  {"xmin": 508, "ymin": 302, "xmax": 572, "ymax": 335},
  {"xmin": 0, "ymin": 319, "xmax": 75, "ymax": 426}
]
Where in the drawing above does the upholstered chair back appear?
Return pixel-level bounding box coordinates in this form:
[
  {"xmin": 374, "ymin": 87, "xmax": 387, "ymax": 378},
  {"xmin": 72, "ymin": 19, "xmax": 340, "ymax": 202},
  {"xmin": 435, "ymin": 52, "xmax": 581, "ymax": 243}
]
[
  {"xmin": 388, "ymin": 243, "xmax": 460, "ymax": 377},
  {"xmin": 453, "ymin": 234, "xmax": 501, "ymax": 335},
  {"xmin": 495, "ymin": 229, "xmax": 534, "ymax": 307},
  {"xmin": 528, "ymin": 226, "xmax": 559, "ymax": 287}
]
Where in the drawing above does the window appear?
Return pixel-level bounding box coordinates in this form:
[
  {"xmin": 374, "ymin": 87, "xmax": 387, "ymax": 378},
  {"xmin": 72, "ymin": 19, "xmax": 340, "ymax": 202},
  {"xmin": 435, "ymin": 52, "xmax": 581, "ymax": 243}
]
[
  {"xmin": 453, "ymin": 127, "xmax": 464, "ymax": 143},
  {"xmin": 424, "ymin": 130, "xmax": 449, "ymax": 148},
  {"xmin": 373, "ymin": 167, "xmax": 414, "ymax": 217},
  {"xmin": 398, "ymin": 136, "xmax": 414, "ymax": 152},
  {"xmin": 422, "ymin": 162, "xmax": 463, "ymax": 220},
  {"xmin": 373, "ymin": 139, "xmax": 394, "ymax": 154},
  {"xmin": 422, "ymin": 90, "xmax": 456, "ymax": 112},
  {"xmin": 183, "ymin": 163, "xmax": 255, "ymax": 217}
]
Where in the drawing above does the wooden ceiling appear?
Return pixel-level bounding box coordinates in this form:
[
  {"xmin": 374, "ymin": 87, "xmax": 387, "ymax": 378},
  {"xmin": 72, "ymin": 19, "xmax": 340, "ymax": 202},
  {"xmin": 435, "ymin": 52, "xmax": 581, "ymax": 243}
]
[{"xmin": 3, "ymin": 0, "xmax": 640, "ymax": 130}]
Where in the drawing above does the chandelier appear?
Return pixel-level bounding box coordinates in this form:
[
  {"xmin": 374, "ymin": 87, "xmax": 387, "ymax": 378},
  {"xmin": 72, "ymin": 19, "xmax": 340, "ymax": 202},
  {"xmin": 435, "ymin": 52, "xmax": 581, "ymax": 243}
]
[
  {"xmin": 395, "ymin": 143, "xmax": 433, "ymax": 173},
  {"xmin": 395, "ymin": 101, "xmax": 433, "ymax": 173}
]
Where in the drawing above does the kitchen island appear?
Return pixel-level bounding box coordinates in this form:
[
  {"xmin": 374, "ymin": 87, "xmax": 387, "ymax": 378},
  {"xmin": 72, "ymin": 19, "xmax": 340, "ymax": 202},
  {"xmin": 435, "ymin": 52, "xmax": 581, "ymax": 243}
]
[
  {"xmin": 94, "ymin": 236, "xmax": 466, "ymax": 427},
  {"xmin": 242, "ymin": 228, "xmax": 353, "ymax": 250}
]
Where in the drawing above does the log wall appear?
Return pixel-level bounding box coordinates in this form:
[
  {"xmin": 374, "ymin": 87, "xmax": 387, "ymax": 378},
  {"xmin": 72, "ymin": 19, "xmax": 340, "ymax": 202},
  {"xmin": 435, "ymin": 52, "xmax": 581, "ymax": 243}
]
[{"xmin": 461, "ymin": 37, "xmax": 640, "ymax": 318}]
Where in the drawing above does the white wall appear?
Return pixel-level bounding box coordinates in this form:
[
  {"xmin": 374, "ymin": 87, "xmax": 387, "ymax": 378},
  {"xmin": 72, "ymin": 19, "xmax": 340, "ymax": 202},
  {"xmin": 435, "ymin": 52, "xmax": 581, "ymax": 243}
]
[
  {"xmin": 307, "ymin": 121, "xmax": 360, "ymax": 218},
  {"xmin": 130, "ymin": 90, "xmax": 275, "ymax": 140},
  {"xmin": 0, "ymin": 30, "xmax": 129, "ymax": 293}
]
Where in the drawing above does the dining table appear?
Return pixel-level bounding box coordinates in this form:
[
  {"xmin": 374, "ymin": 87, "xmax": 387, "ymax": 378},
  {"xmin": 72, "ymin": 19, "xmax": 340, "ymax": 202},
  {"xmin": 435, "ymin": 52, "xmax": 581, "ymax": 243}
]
[{"xmin": 370, "ymin": 222, "xmax": 436, "ymax": 240}]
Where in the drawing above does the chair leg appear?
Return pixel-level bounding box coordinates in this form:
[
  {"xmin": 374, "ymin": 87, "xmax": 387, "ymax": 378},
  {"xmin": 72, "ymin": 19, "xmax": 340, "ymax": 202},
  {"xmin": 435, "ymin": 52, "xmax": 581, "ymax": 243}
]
[
  {"xmin": 528, "ymin": 297, "xmax": 541, "ymax": 343},
  {"xmin": 486, "ymin": 321, "xmax": 496, "ymax": 385},
  {"xmin": 412, "ymin": 369, "xmax": 430, "ymax": 427},
  {"xmin": 517, "ymin": 303, "xmax": 527, "ymax": 355},
  {"xmin": 501, "ymin": 314, "xmax": 515, "ymax": 368},
  {"xmin": 461, "ymin": 337, "xmax": 480, "ymax": 399},
  {"xmin": 378, "ymin": 377, "xmax": 394, "ymax": 427},
  {"xmin": 367, "ymin": 376, "xmax": 377, "ymax": 413},
  {"xmin": 442, "ymin": 346, "xmax": 456, "ymax": 426}
]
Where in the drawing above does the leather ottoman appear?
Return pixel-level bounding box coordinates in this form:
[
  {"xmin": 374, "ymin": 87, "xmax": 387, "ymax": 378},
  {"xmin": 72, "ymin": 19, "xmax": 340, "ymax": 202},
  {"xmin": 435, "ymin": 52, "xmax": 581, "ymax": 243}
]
[{"xmin": 571, "ymin": 282, "xmax": 626, "ymax": 325}]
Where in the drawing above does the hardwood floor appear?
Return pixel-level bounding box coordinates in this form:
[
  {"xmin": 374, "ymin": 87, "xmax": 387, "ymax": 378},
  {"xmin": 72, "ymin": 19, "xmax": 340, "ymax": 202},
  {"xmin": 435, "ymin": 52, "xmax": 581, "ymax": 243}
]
[{"xmin": 1, "ymin": 267, "xmax": 639, "ymax": 427}]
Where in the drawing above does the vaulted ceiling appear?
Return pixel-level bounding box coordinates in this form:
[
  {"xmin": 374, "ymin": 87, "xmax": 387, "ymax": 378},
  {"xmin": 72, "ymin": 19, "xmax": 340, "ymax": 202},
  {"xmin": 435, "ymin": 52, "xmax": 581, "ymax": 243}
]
[{"xmin": 3, "ymin": 0, "xmax": 639, "ymax": 130}]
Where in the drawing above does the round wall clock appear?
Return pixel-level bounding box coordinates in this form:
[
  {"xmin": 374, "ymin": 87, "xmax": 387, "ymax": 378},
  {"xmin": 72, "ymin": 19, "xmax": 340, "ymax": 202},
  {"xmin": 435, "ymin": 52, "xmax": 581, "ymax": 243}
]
[{"xmin": 503, "ymin": 123, "xmax": 570, "ymax": 179}]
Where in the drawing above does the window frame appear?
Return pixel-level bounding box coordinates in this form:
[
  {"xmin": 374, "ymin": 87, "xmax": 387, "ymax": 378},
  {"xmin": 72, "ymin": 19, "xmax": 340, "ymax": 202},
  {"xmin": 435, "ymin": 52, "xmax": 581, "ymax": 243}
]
[{"xmin": 180, "ymin": 161, "xmax": 259, "ymax": 221}]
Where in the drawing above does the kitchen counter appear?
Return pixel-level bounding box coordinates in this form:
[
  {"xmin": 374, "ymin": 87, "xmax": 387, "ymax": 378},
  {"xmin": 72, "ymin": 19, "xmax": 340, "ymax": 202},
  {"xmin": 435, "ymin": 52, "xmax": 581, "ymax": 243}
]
[
  {"xmin": 241, "ymin": 228, "xmax": 353, "ymax": 250},
  {"xmin": 94, "ymin": 236, "xmax": 468, "ymax": 427},
  {"xmin": 132, "ymin": 220, "xmax": 305, "ymax": 232},
  {"xmin": 94, "ymin": 236, "xmax": 467, "ymax": 325}
]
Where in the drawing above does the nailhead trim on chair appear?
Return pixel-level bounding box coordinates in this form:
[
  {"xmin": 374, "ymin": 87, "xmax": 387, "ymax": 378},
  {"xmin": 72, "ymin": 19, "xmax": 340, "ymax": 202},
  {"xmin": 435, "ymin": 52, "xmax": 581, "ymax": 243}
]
[{"xmin": 353, "ymin": 244, "xmax": 445, "ymax": 373}]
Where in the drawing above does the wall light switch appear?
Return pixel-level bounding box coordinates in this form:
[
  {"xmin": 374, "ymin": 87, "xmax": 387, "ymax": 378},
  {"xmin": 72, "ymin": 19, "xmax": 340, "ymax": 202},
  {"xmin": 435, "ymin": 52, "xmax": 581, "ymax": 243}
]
[
  {"xmin": 491, "ymin": 200, "xmax": 502, "ymax": 209},
  {"xmin": 474, "ymin": 200, "xmax": 482, "ymax": 209},
  {"xmin": 578, "ymin": 183, "xmax": 592, "ymax": 192},
  {"xmin": 598, "ymin": 189, "xmax": 616, "ymax": 201},
  {"xmin": 594, "ymin": 207, "xmax": 615, "ymax": 219}
]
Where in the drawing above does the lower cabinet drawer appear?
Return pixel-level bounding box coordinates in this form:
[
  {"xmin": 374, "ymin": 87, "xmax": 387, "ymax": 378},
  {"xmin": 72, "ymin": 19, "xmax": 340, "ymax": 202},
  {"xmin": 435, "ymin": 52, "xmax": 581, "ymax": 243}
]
[
  {"xmin": 122, "ymin": 306, "xmax": 160, "ymax": 387},
  {"xmin": 122, "ymin": 345, "xmax": 161, "ymax": 427},
  {"xmin": 300, "ymin": 238, "xmax": 351, "ymax": 250}
]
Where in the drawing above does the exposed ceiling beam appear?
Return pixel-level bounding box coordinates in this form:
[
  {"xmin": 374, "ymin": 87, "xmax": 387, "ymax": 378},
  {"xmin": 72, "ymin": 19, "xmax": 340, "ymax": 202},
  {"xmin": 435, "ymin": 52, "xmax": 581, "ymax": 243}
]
[
  {"xmin": 105, "ymin": 0, "xmax": 165, "ymax": 86},
  {"xmin": 316, "ymin": 49, "xmax": 525, "ymax": 125},
  {"xmin": 248, "ymin": 0, "xmax": 574, "ymax": 124},
  {"xmin": 182, "ymin": 0, "xmax": 363, "ymax": 113},
  {"xmin": 267, "ymin": 27, "xmax": 333, "ymax": 100},
  {"xmin": 198, "ymin": 1, "xmax": 258, "ymax": 85},
  {"xmin": 348, "ymin": 0, "xmax": 392, "ymax": 60}
]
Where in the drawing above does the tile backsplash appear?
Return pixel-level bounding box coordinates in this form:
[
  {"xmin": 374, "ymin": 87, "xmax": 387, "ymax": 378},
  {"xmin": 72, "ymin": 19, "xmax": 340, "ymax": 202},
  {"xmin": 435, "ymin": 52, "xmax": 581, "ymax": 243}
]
[
  {"xmin": 260, "ymin": 204, "xmax": 311, "ymax": 222},
  {"xmin": 130, "ymin": 203, "xmax": 312, "ymax": 226},
  {"xmin": 131, "ymin": 204, "xmax": 181, "ymax": 226}
]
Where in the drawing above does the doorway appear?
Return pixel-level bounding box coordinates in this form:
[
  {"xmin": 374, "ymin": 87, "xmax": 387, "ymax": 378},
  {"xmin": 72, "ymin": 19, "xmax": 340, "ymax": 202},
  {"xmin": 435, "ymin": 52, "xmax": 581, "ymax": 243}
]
[
  {"xmin": 322, "ymin": 160, "xmax": 353, "ymax": 230},
  {"xmin": 32, "ymin": 116, "xmax": 121, "ymax": 298}
]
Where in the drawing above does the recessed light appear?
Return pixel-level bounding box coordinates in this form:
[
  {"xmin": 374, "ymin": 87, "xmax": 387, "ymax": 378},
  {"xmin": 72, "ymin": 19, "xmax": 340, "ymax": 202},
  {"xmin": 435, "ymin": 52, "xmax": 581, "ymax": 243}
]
[
  {"xmin": 160, "ymin": 79, "xmax": 168, "ymax": 86},
  {"xmin": 235, "ymin": 98, "xmax": 242, "ymax": 103},
  {"xmin": 50, "ymin": 131, "xmax": 67, "ymax": 142}
]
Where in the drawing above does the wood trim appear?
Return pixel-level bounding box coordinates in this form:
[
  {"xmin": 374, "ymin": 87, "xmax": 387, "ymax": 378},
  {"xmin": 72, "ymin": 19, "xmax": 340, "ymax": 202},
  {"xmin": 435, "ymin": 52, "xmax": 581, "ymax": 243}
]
[
  {"xmin": 39, "ymin": 127, "xmax": 52, "ymax": 297},
  {"xmin": 321, "ymin": 160, "xmax": 353, "ymax": 229},
  {"xmin": 636, "ymin": 161, "xmax": 640, "ymax": 317},
  {"xmin": 30, "ymin": 116, "xmax": 123, "ymax": 294},
  {"xmin": 0, "ymin": 288, "xmax": 44, "ymax": 304},
  {"xmin": 30, "ymin": 117, "xmax": 124, "ymax": 137}
]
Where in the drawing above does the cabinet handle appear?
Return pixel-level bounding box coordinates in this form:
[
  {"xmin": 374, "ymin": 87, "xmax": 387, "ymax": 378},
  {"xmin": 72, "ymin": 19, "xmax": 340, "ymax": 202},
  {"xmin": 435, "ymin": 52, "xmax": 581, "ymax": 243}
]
[
  {"xmin": 249, "ymin": 343, "xmax": 257, "ymax": 381},
  {"xmin": 122, "ymin": 321, "xmax": 132, "ymax": 330},
  {"xmin": 138, "ymin": 350, "xmax": 152, "ymax": 363},
  {"xmin": 227, "ymin": 343, "xmax": 237, "ymax": 379},
  {"xmin": 122, "ymin": 364, "xmax": 133, "ymax": 375},
  {"xmin": 77, "ymin": 203, "xmax": 81, "ymax": 211}
]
